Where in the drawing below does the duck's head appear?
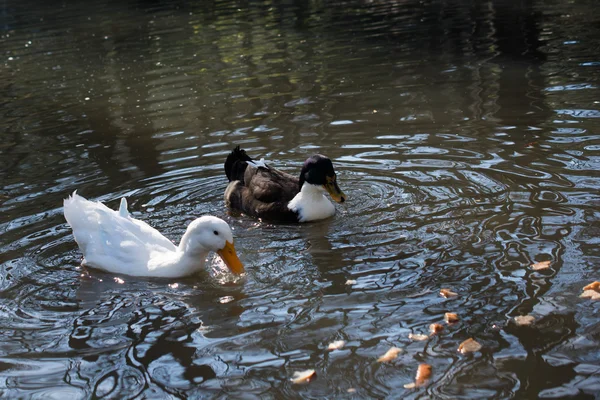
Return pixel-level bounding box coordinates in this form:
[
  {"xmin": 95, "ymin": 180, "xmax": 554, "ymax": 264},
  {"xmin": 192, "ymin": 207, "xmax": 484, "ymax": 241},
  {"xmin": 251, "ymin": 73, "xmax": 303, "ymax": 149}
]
[
  {"xmin": 299, "ymin": 155, "xmax": 347, "ymax": 203},
  {"xmin": 183, "ymin": 216, "xmax": 244, "ymax": 274}
]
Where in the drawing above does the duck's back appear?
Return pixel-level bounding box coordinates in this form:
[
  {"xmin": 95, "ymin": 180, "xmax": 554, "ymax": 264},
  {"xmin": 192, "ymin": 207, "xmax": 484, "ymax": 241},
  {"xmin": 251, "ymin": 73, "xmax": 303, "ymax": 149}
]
[
  {"xmin": 63, "ymin": 193, "xmax": 176, "ymax": 274},
  {"xmin": 245, "ymin": 166, "xmax": 299, "ymax": 203},
  {"xmin": 224, "ymin": 147, "xmax": 303, "ymax": 221},
  {"xmin": 224, "ymin": 166, "xmax": 300, "ymax": 222}
]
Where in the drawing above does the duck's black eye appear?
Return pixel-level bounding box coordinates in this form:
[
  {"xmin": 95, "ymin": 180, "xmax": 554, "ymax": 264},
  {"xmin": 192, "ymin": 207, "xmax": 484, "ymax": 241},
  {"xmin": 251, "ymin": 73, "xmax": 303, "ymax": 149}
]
[{"xmin": 213, "ymin": 230, "xmax": 219, "ymax": 236}]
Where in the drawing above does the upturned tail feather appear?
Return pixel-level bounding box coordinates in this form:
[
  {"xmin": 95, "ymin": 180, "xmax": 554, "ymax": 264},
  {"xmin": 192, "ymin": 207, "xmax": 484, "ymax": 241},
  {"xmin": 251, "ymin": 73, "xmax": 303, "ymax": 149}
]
[
  {"xmin": 119, "ymin": 197, "xmax": 129, "ymax": 218},
  {"xmin": 224, "ymin": 145, "xmax": 253, "ymax": 182}
]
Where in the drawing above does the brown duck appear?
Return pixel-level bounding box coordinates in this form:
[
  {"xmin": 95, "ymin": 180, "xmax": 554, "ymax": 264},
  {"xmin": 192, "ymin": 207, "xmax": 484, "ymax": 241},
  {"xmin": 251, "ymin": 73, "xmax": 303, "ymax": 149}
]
[{"xmin": 224, "ymin": 146, "xmax": 346, "ymax": 222}]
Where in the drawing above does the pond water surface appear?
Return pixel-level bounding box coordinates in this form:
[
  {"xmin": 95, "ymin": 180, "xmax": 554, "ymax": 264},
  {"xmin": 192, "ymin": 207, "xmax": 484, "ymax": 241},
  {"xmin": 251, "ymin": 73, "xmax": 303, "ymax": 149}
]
[{"xmin": 1, "ymin": 0, "xmax": 600, "ymax": 398}]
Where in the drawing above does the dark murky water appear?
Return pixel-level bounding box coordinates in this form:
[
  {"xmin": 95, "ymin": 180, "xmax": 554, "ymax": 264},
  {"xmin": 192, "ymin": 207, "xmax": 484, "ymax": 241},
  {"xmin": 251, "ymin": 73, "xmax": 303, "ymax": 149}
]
[{"xmin": 2, "ymin": 0, "xmax": 600, "ymax": 398}]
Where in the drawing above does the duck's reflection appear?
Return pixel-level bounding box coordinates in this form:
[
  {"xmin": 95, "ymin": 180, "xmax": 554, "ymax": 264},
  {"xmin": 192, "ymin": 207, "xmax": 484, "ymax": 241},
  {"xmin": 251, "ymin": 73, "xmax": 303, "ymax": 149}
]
[
  {"xmin": 70, "ymin": 270, "xmax": 246, "ymax": 391},
  {"xmin": 299, "ymin": 211, "xmax": 423, "ymax": 296}
]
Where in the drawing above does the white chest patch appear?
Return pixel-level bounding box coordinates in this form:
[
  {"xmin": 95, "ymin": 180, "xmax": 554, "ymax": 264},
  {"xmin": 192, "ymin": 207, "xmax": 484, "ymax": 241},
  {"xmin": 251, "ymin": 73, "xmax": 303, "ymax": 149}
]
[{"xmin": 288, "ymin": 183, "xmax": 336, "ymax": 222}]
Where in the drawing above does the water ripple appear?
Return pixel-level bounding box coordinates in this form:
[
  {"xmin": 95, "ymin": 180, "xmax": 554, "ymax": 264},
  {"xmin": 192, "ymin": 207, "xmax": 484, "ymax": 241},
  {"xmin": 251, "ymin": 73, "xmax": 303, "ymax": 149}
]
[{"xmin": 2, "ymin": 0, "xmax": 600, "ymax": 397}]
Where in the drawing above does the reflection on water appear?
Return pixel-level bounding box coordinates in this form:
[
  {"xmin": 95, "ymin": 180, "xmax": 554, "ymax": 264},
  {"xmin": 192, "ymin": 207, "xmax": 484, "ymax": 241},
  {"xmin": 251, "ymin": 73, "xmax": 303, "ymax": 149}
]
[{"xmin": 1, "ymin": 0, "xmax": 600, "ymax": 398}]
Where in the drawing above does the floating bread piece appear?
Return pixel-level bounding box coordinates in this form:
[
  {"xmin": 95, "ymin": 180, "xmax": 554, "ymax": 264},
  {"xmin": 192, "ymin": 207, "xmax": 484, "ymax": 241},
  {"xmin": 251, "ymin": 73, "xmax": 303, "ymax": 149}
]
[
  {"xmin": 415, "ymin": 363, "xmax": 432, "ymax": 386},
  {"xmin": 347, "ymin": 388, "xmax": 356, "ymax": 393},
  {"xmin": 531, "ymin": 260, "xmax": 551, "ymax": 270},
  {"xmin": 444, "ymin": 312, "xmax": 459, "ymax": 323},
  {"xmin": 514, "ymin": 315, "xmax": 535, "ymax": 326},
  {"xmin": 408, "ymin": 333, "xmax": 429, "ymax": 341},
  {"xmin": 404, "ymin": 363, "xmax": 432, "ymax": 388},
  {"xmin": 219, "ymin": 296, "xmax": 234, "ymax": 304},
  {"xmin": 440, "ymin": 288, "xmax": 458, "ymax": 298},
  {"xmin": 583, "ymin": 281, "xmax": 600, "ymax": 292},
  {"xmin": 580, "ymin": 290, "xmax": 600, "ymax": 300},
  {"xmin": 290, "ymin": 369, "xmax": 316, "ymax": 384},
  {"xmin": 458, "ymin": 338, "xmax": 482, "ymax": 354},
  {"xmin": 429, "ymin": 323, "xmax": 444, "ymax": 334},
  {"xmin": 345, "ymin": 279, "xmax": 357, "ymax": 285},
  {"xmin": 377, "ymin": 347, "xmax": 402, "ymax": 363},
  {"xmin": 327, "ymin": 340, "xmax": 346, "ymax": 350}
]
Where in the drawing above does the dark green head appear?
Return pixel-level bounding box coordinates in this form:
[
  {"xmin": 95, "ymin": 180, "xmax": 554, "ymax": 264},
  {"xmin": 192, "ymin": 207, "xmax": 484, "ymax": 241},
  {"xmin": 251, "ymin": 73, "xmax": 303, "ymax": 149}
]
[{"xmin": 299, "ymin": 155, "xmax": 346, "ymax": 203}]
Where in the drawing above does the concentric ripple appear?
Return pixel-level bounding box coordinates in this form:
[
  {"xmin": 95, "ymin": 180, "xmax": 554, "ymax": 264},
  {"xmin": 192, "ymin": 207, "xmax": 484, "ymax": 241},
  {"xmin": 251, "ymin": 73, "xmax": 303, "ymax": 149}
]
[{"xmin": 2, "ymin": 0, "xmax": 600, "ymax": 398}]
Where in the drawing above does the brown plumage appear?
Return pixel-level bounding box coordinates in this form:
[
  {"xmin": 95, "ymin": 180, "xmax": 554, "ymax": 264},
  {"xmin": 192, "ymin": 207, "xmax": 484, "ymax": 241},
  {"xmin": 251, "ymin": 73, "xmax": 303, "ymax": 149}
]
[{"xmin": 223, "ymin": 146, "xmax": 346, "ymax": 223}]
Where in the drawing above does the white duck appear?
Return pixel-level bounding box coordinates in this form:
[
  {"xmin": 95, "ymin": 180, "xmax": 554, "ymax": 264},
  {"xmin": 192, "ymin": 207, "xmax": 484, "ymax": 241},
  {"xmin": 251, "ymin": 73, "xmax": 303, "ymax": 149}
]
[{"xmin": 63, "ymin": 192, "xmax": 244, "ymax": 277}]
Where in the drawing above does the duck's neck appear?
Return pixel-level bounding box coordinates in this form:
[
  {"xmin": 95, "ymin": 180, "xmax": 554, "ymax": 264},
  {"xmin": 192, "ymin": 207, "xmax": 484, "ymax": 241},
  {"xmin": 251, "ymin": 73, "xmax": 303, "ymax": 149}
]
[
  {"xmin": 159, "ymin": 234, "xmax": 210, "ymax": 276},
  {"xmin": 288, "ymin": 183, "xmax": 335, "ymax": 222},
  {"xmin": 178, "ymin": 230, "xmax": 197, "ymax": 254},
  {"xmin": 147, "ymin": 248, "xmax": 208, "ymax": 277}
]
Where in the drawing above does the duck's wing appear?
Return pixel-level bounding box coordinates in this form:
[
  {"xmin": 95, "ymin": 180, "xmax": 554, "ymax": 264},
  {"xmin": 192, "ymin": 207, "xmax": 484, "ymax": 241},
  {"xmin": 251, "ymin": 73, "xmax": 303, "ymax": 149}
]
[
  {"xmin": 245, "ymin": 166, "xmax": 299, "ymax": 203},
  {"xmin": 225, "ymin": 180, "xmax": 300, "ymax": 222},
  {"xmin": 64, "ymin": 193, "xmax": 176, "ymax": 273},
  {"xmin": 224, "ymin": 166, "xmax": 300, "ymax": 221},
  {"xmin": 223, "ymin": 147, "xmax": 302, "ymax": 221},
  {"xmin": 224, "ymin": 146, "xmax": 298, "ymax": 201}
]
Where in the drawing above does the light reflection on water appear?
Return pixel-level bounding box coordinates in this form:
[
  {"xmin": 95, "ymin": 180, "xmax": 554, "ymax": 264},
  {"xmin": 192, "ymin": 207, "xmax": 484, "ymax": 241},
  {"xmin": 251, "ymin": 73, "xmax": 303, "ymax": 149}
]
[{"xmin": 1, "ymin": 0, "xmax": 600, "ymax": 398}]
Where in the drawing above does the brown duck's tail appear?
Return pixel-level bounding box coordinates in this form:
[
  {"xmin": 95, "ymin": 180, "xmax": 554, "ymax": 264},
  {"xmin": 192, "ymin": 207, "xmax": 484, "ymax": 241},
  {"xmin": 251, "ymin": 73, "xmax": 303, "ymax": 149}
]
[{"xmin": 224, "ymin": 146, "xmax": 253, "ymax": 182}]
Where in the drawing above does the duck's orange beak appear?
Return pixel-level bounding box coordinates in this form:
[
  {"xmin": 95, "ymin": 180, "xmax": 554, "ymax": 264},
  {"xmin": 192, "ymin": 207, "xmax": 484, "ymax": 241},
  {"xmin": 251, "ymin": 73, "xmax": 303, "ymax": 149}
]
[
  {"xmin": 324, "ymin": 175, "xmax": 346, "ymax": 203},
  {"xmin": 217, "ymin": 241, "xmax": 244, "ymax": 274}
]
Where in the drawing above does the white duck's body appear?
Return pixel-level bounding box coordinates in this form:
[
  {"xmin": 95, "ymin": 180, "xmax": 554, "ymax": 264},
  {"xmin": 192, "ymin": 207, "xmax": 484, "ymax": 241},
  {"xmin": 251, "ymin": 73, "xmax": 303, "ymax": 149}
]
[{"xmin": 63, "ymin": 192, "xmax": 243, "ymax": 278}]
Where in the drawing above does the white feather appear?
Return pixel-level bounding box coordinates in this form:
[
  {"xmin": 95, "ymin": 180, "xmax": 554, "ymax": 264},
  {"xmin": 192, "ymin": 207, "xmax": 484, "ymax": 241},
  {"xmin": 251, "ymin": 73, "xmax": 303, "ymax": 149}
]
[
  {"xmin": 63, "ymin": 192, "xmax": 239, "ymax": 277},
  {"xmin": 288, "ymin": 183, "xmax": 336, "ymax": 222},
  {"xmin": 118, "ymin": 197, "xmax": 129, "ymax": 218},
  {"xmin": 247, "ymin": 158, "xmax": 269, "ymax": 169}
]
